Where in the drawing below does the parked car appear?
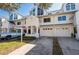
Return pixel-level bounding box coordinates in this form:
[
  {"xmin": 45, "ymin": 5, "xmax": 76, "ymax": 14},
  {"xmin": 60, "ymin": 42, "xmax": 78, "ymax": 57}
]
[{"xmin": 0, "ymin": 32, "xmax": 21, "ymax": 40}]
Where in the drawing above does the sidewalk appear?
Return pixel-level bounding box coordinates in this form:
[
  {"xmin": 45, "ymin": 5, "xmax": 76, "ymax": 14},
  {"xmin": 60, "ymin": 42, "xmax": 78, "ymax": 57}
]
[{"xmin": 8, "ymin": 44, "xmax": 36, "ymax": 55}]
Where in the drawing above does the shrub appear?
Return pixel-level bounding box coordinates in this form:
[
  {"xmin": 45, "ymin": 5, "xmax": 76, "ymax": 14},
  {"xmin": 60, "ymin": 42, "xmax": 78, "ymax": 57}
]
[
  {"xmin": 74, "ymin": 27, "xmax": 77, "ymax": 33},
  {"xmin": 23, "ymin": 36, "xmax": 36, "ymax": 40},
  {"xmin": 71, "ymin": 27, "xmax": 77, "ymax": 38}
]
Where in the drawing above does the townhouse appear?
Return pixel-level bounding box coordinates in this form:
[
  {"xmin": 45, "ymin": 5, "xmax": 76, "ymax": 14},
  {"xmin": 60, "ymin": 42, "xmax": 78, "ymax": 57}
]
[{"xmin": 1, "ymin": 3, "xmax": 79, "ymax": 39}]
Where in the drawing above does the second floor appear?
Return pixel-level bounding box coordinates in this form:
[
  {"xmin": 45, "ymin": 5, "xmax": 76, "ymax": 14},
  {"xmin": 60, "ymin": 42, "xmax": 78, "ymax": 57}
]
[{"xmin": 39, "ymin": 12, "xmax": 75, "ymax": 25}]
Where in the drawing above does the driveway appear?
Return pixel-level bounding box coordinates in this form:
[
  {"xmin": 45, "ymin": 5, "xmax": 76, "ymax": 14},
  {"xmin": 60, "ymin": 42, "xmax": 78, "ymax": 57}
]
[
  {"xmin": 26, "ymin": 37, "xmax": 53, "ymax": 55},
  {"xmin": 58, "ymin": 37, "xmax": 79, "ymax": 55}
]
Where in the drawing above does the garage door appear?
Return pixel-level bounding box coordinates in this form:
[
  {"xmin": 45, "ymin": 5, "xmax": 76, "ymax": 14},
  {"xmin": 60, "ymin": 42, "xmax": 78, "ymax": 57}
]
[
  {"xmin": 40, "ymin": 26, "xmax": 54, "ymax": 36},
  {"xmin": 40, "ymin": 24, "xmax": 73, "ymax": 37}
]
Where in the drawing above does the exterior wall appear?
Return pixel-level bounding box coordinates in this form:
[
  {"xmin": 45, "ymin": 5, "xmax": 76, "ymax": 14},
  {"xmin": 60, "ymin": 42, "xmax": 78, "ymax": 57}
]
[
  {"xmin": 14, "ymin": 16, "xmax": 40, "ymax": 38},
  {"xmin": 15, "ymin": 19, "xmax": 26, "ymax": 27},
  {"xmin": 1, "ymin": 18, "xmax": 9, "ymax": 32},
  {"xmin": 17, "ymin": 14, "xmax": 23, "ymax": 20},
  {"xmin": 39, "ymin": 13, "xmax": 73, "ymax": 25},
  {"xmin": 75, "ymin": 11, "xmax": 79, "ymax": 39},
  {"xmin": 25, "ymin": 16, "xmax": 39, "ymax": 38}
]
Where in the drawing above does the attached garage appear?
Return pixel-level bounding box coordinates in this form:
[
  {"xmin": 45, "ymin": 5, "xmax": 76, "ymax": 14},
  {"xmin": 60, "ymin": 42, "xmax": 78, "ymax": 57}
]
[{"xmin": 40, "ymin": 24, "xmax": 73, "ymax": 37}]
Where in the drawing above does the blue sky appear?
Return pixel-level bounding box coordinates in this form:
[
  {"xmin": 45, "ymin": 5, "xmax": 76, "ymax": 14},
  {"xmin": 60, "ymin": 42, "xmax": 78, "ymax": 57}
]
[{"xmin": 0, "ymin": 3, "xmax": 62, "ymax": 18}]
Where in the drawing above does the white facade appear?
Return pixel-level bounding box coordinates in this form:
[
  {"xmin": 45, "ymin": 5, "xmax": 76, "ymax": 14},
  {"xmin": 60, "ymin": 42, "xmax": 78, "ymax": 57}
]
[
  {"xmin": 39, "ymin": 13, "xmax": 74, "ymax": 37},
  {"xmin": 14, "ymin": 16, "xmax": 40, "ymax": 38},
  {"xmin": 2, "ymin": 3, "xmax": 79, "ymax": 39}
]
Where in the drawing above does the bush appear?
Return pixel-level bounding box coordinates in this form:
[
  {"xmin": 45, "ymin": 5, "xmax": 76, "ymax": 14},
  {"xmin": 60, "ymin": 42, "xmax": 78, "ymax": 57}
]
[
  {"xmin": 71, "ymin": 27, "xmax": 77, "ymax": 38},
  {"xmin": 23, "ymin": 36, "xmax": 36, "ymax": 40},
  {"xmin": 74, "ymin": 27, "xmax": 77, "ymax": 33}
]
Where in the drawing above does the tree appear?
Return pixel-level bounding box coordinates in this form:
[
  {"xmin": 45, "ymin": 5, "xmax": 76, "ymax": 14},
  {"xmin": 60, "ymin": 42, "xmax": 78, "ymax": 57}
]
[
  {"xmin": 0, "ymin": 3, "xmax": 21, "ymax": 21},
  {"xmin": 38, "ymin": 3, "xmax": 52, "ymax": 10},
  {"xmin": 0, "ymin": 3, "xmax": 21, "ymax": 12},
  {"xmin": 34, "ymin": 3, "xmax": 52, "ymax": 15}
]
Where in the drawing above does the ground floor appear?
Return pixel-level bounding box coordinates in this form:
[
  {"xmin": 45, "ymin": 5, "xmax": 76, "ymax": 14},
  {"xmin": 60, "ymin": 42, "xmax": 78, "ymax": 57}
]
[
  {"xmin": 1, "ymin": 23, "xmax": 74, "ymax": 38},
  {"xmin": 40, "ymin": 24, "xmax": 73, "ymax": 37}
]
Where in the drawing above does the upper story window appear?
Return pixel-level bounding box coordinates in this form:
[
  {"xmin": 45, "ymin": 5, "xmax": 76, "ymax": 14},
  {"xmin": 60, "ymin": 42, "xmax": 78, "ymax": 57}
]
[
  {"xmin": 66, "ymin": 3, "xmax": 70, "ymax": 10},
  {"xmin": 66, "ymin": 3, "xmax": 75, "ymax": 10},
  {"xmin": 32, "ymin": 9, "xmax": 35, "ymax": 16},
  {"xmin": 9, "ymin": 14, "xmax": 13, "ymax": 20},
  {"xmin": 17, "ymin": 22, "xmax": 21, "ymax": 25},
  {"xmin": 0, "ymin": 18, "xmax": 2, "ymax": 26},
  {"xmin": 14, "ymin": 14, "xmax": 17, "ymax": 19},
  {"xmin": 37, "ymin": 7, "xmax": 43, "ymax": 15},
  {"xmin": 30, "ymin": 8, "xmax": 35, "ymax": 16},
  {"xmin": 58, "ymin": 16, "xmax": 66, "ymax": 21},
  {"xmin": 43, "ymin": 18, "xmax": 51, "ymax": 23},
  {"xmin": 71, "ymin": 3, "xmax": 75, "ymax": 10}
]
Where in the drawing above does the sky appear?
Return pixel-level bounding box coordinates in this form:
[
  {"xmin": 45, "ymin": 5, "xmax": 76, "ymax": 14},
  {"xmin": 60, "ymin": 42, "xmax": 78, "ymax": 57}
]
[{"xmin": 0, "ymin": 3, "xmax": 62, "ymax": 18}]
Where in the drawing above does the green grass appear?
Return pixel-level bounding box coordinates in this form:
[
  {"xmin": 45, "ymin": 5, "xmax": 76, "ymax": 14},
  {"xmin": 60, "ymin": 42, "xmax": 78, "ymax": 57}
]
[
  {"xmin": 53, "ymin": 37, "xmax": 63, "ymax": 55},
  {"xmin": 0, "ymin": 40, "xmax": 26, "ymax": 55}
]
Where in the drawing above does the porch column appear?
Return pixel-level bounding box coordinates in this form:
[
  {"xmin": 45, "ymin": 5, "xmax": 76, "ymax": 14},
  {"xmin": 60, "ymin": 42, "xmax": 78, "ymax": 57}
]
[
  {"xmin": 27, "ymin": 27, "xmax": 28, "ymax": 34},
  {"xmin": 31, "ymin": 26, "xmax": 33, "ymax": 34},
  {"xmin": 36, "ymin": 26, "xmax": 39, "ymax": 38}
]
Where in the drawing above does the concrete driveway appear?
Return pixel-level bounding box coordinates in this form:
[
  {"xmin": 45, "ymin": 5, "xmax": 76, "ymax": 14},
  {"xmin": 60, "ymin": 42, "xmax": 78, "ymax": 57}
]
[
  {"xmin": 58, "ymin": 37, "xmax": 79, "ymax": 55},
  {"xmin": 26, "ymin": 37, "xmax": 53, "ymax": 55}
]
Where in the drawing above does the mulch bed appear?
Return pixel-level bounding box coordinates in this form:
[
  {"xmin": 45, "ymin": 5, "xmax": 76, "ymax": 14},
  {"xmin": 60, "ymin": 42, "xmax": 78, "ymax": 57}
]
[{"xmin": 53, "ymin": 37, "xmax": 63, "ymax": 55}]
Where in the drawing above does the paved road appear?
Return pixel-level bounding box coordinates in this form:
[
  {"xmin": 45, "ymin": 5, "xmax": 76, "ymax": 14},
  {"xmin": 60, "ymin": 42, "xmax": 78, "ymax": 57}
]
[
  {"xmin": 58, "ymin": 37, "xmax": 79, "ymax": 55},
  {"xmin": 26, "ymin": 37, "xmax": 53, "ymax": 55}
]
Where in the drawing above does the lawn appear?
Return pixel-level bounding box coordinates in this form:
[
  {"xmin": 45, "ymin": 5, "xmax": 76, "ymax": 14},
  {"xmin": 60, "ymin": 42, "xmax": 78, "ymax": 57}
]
[{"xmin": 0, "ymin": 40, "xmax": 26, "ymax": 55}]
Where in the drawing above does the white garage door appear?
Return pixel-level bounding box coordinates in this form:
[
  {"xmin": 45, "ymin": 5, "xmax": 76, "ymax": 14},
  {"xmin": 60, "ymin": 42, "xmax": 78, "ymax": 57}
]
[
  {"xmin": 40, "ymin": 26, "xmax": 54, "ymax": 36},
  {"xmin": 40, "ymin": 24, "xmax": 73, "ymax": 37}
]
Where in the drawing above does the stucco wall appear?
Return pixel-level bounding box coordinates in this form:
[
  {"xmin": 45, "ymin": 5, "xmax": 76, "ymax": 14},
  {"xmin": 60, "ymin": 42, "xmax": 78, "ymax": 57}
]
[
  {"xmin": 75, "ymin": 11, "xmax": 79, "ymax": 39},
  {"xmin": 39, "ymin": 13, "xmax": 73, "ymax": 25}
]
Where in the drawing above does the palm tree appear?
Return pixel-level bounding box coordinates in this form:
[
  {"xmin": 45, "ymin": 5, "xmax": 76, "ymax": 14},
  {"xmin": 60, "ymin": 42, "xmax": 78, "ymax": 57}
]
[
  {"xmin": 34, "ymin": 3, "xmax": 52, "ymax": 15},
  {"xmin": 38, "ymin": 3, "xmax": 52, "ymax": 10},
  {"xmin": 0, "ymin": 3, "xmax": 21, "ymax": 20},
  {"xmin": 0, "ymin": 3, "xmax": 21, "ymax": 12}
]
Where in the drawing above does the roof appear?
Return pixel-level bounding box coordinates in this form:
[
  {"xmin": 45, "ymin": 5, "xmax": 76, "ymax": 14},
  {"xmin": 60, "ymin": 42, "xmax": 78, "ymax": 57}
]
[{"xmin": 38, "ymin": 11, "xmax": 77, "ymax": 18}]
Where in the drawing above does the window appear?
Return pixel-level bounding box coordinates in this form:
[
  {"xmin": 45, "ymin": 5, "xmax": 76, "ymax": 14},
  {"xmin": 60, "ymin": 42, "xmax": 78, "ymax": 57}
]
[
  {"xmin": 66, "ymin": 3, "xmax": 75, "ymax": 10},
  {"xmin": 0, "ymin": 18, "xmax": 2, "ymax": 26},
  {"xmin": 17, "ymin": 29, "xmax": 21, "ymax": 33},
  {"xmin": 28, "ymin": 29, "xmax": 31, "ymax": 34},
  {"xmin": 23, "ymin": 29, "xmax": 27, "ymax": 33},
  {"xmin": 30, "ymin": 8, "xmax": 35, "ymax": 16},
  {"xmin": 32, "ymin": 9, "xmax": 35, "ymax": 16},
  {"xmin": 17, "ymin": 22, "xmax": 21, "ymax": 25},
  {"xmin": 9, "ymin": 14, "xmax": 13, "ymax": 20},
  {"xmin": 44, "ymin": 18, "xmax": 51, "ymax": 22},
  {"xmin": 58, "ymin": 16, "xmax": 66, "ymax": 21},
  {"xmin": 62, "ymin": 16, "xmax": 66, "ymax": 20},
  {"xmin": 71, "ymin": 3, "xmax": 75, "ymax": 10},
  {"xmin": 38, "ymin": 7, "xmax": 44, "ymax": 15},
  {"xmin": 28, "ymin": 26, "xmax": 31, "ymax": 34},
  {"xmin": 66, "ymin": 3, "xmax": 70, "ymax": 10},
  {"xmin": 14, "ymin": 14, "xmax": 17, "ymax": 19},
  {"xmin": 58, "ymin": 17, "xmax": 62, "ymax": 21}
]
